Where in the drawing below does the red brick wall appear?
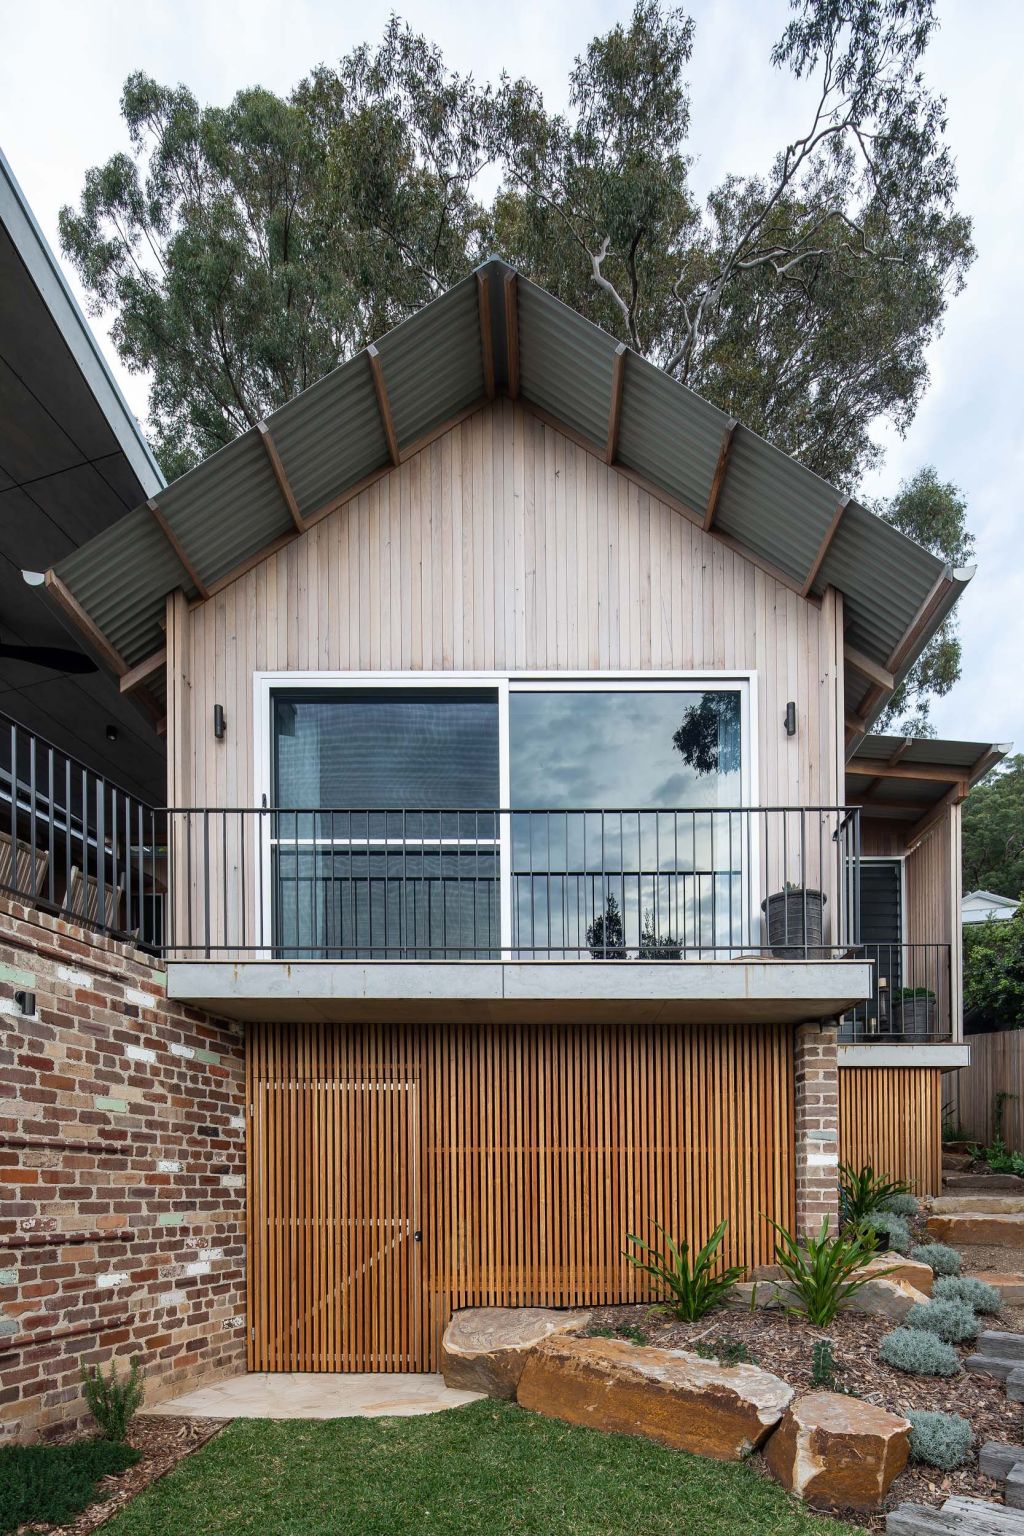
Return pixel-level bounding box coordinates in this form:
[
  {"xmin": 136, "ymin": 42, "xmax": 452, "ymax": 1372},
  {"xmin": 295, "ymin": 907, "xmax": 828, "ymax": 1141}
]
[
  {"xmin": 794, "ymin": 1021, "xmax": 840, "ymax": 1236},
  {"xmin": 0, "ymin": 897, "xmax": 246, "ymax": 1442}
]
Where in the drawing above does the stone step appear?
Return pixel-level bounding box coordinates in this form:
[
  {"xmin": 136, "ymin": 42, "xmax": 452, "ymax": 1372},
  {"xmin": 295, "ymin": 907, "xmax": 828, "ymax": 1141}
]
[
  {"xmin": 966, "ymin": 1354, "xmax": 1020, "ymax": 1382},
  {"xmin": 945, "ymin": 1175, "xmax": 1024, "ymax": 1194},
  {"xmin": 933, "ymin": 1196, "xmax": 1024, "ymax": 1216},
  {"xmin": 969, "ymin": 1273, "xmax": 1024, "ymax": 1305},
  {"xmin": 977, "ymin": 1331, "xmax": 1024, "ymax": 1361},
  {"xmin": 888, "ymin": 1495, "xmax": 1024, "ymax": 1533},
  {"xmin": 943, "ymin": 1152, "xmax": 976, "ymax": 1172},
  {"xmin": 1009, "ymin": 1368, "xmax": 1024, "ymax": 1404},
  {"xmin": 979, "ymin": 1443, "xmax": 1024, "ymax": 1481},
  {"xmin": 928, "ymin": 1213, "xmax": 1024, "ymax": 1246}
]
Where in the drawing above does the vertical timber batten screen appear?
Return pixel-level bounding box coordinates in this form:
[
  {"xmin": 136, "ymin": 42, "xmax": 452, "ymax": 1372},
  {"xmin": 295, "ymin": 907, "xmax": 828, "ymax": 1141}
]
[
  {"xmin": 839, "ymin": 1067, "xmax": 942, "ymax": 1196},
  {"xmin": 247, "ymin": 1020, "xmax": 795, "ymax": 1372}
]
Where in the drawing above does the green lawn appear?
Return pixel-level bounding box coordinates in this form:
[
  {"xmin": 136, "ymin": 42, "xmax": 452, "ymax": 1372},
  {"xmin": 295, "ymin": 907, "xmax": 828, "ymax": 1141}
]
[{"xmin": 102, "ymin": 1400, "xmax": 855, "ymax": 1536}]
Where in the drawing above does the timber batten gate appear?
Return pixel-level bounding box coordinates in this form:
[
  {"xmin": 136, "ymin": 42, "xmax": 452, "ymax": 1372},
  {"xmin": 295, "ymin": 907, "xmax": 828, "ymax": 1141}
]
[{"xmin": 246, "ymin": 1019, "xmax": 795, "ymax": 1372}]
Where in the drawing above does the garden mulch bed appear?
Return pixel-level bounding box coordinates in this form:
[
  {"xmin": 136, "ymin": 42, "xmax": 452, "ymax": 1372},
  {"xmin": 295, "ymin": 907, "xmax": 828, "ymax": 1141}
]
[
  {"xmin": 22, "ymin": 1415, "xmax": 223, "ymax": 1535},
  {"xmin": 584, "ymin": 1300, "xmax": 1024, "ymax": 1530}
]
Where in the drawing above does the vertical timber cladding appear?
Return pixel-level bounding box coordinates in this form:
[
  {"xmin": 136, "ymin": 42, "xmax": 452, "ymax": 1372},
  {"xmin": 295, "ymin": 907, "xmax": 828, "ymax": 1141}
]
[
  {"xmin": 839, "ymin": 1067, "xmax": 942, "ymax": 1196},
  {"xmin": 247, "ymin": 1020, "xmax": 795, "ymax": 1372}
]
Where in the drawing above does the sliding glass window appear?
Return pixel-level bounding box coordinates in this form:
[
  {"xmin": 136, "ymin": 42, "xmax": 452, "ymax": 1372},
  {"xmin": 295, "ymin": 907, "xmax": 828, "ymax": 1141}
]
[
  {"xmin": 273, "ymin": 691, "xmax": 500, "ymax": 958},
  {"xmin": 508, "ymin": 687, "xmax": 745, "ymax": 956}
]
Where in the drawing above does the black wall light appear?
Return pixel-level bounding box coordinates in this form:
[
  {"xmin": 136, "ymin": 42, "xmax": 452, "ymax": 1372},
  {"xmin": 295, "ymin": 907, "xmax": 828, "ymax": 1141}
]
[
  {"xmin": 214, "ymin": 704, "xmax": 226, "ymax": 740},
  {"xmin": 784, "ymin": 701, "xmax": 797, "ymax": 737},
  {"xmin": 14, "ymin": 990, "xmax": 35, "ymax": 1016}
]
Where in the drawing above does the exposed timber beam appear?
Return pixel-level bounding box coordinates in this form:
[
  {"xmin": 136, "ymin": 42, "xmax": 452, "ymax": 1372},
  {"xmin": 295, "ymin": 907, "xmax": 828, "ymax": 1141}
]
[
  {"xmin": 605, "ymin": 343, "xmax": 627, "ymax": 465},
  {"xmin": 366, "ymin": 344, "xmax": 400, "ymax": 466},
  {"xmin": 257, "ymin": 421, "xmax": 304, "ymax": 533},
  {"xmin": 968, "ymin": 744, "xmax": 1011, "ymax": 786},
  {"xmin": 477, "ymin": 271, "xmax": 495, "ymax": 401},
  {"xmin": 802, "ymin": 497, "xmax": 849, "ymax": 598},
  {"xmin": 844, "ymin": 644, "xmax": 894, "ymax": 693},
  {"xmin": 886, "ymin": 568, "xmax": 953, "ymax": 675},
  {"xmin": 119, "ymin": 646, "xmax": 166, "ymax": 694},
  {"xmin": 845, "ymin": 709, "xmax": 869, "ymax": 740},
  {"xmin": 503, "ymin": 271, "xmax": 520, "ymax": 400},
  {"xmin": 848, "ymin": 796, "xmax": 936, "ymax": 816},
  {"xmin": 147, "ymin": 499, "xmax": 209, "ymax": 600},
  {"xmin": 847, "ymin": 760, "xmax": 972, "ymax": 785},
  {"xmin": 702, "ymin": 419, "xmax": 738, "ymax": 531},
  {"xmin": 43, "ymin": 570, "xmax": 127, "ymax": 677},
  {"xmin": 888, "ymin": 737, "xmax": 914, "ymax": 767}
]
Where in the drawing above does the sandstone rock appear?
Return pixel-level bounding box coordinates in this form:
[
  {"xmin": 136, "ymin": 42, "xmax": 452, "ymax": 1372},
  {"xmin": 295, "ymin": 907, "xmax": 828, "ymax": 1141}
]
[
  {"xmin": 764, "ymin": 1391, "xmax": 911, "ymax": 1512},
  {"xmin": 861, "ymin": 1255, "xmax": 934, "ymax": 1296},
  {"xmin": 440, "ymin": 1307, "xmax": 591, "ymax": 1398},
  {"xmin": 928, "ymin": 1213, "xmax": 1024, "ymax": 1246},
  {"xmin": 846, "ymin": 1277, "xmax": 930, "ymax": 1321},
  {"xmin": 932, "ymin": 1195, "xmax": 1024, "ymax": 1215},
  {"xmin": 516, "ymin": 1334, "xmax": 793, "ymax": 1459}
]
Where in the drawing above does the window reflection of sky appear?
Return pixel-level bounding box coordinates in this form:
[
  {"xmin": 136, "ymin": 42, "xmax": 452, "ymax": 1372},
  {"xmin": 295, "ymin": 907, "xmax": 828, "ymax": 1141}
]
[{"xmin": 509, "ymin": 691, "xmax": 741, "ymax": 808}]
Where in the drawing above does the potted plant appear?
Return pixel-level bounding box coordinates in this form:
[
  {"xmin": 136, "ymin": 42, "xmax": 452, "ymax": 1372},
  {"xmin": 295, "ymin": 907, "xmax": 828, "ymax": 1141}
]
[
  {"xmin": 893, "ymin": 986, "xmax": 937, "ymax": 1037},
  {"xmin": 761, "ymin": 882, "xmax": 826, "ymax": 958}
]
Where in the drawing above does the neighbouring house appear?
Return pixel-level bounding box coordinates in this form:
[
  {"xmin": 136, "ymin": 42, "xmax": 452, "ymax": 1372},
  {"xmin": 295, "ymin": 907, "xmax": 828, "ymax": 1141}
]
[
  {"xmin": 0, "ymin": 206, "xmax": 1009, "ymax": 1431},
  {"xmin": 962, "ymin": 888, "xmax": 1020, "ymax": 924}
]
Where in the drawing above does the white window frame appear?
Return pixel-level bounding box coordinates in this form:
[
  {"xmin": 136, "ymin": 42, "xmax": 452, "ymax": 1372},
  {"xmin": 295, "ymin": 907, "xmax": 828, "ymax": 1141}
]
[{"xmin": 253, "ymin": 669, "xmax": 758, "ymax": 959}]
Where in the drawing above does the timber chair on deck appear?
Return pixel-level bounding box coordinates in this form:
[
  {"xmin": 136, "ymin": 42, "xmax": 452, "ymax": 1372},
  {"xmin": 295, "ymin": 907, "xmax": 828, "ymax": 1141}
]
[
  {"xmin": 0, "ymin": 829, "xmax": 50, "ymax": 901},
  {"xmin": 64, "ymin": 865, "xmax": 124, "ymax": 933}
]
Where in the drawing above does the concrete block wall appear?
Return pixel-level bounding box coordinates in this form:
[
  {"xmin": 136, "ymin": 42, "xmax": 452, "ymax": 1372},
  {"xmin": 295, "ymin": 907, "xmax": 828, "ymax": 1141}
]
[
  {"xmin": 0, "ymin": 896, "xmax": 245, "ymax": 1442},
  {"xmin": 794, "ymin": 1020, "xmax": 840, "ymax": 1236}
]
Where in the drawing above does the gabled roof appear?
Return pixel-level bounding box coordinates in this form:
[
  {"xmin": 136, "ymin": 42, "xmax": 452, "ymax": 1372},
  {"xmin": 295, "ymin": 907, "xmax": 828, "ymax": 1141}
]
[
  {"xmin": 964, "ymin": 890, "xmax": 1019, "ymax": 907},
  {"xmin": 846, "ymin": 732, "xmax": 1010, "ymax": 837},
  {"xmin": 0, "ymin": 147, "xmax": 166, "ymax": 801},
  {"xmin": 43, "ymin": 257, "xmax": 974, "ymax": 745}
]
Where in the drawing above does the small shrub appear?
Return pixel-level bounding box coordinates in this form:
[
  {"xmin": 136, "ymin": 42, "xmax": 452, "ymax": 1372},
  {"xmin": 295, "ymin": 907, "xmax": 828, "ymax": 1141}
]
[
  {"xmin": 911, "ymin": 1242, "xmax": 962, "ymax": 1277},
  {"xmin": 0, "ymin": 1440, "xmax": 138, "ymax": 1536},
  {"xmin": 932, "ymin": 1275, "xmax": 1002, "ymax": 1315},
  {"xmin": 80, "ymin": 1357, "xmax": 144, "ymax": 1442},
  {"xmin": 880, "ymin": 1191, "xmax": 920, "ymax": 1217},
  {"xmin": 864, "ymin": 1210, "xmax": 911, "ymax": 1253},
  {"xmin": 694, "ymin": 1336, "xmax": 753, "ymax": 1366},
  {"xmin": 906, "ymin": 1408, "xmax": 974, "ymax": 1469},
  {"xmin": 839, "ymin": 1164, "xmax": 912, "ymax": 1226},
  {"xmin": 811, "ymin": 1339, "xmax": 837, "ymax": 1388},
  {"xmin": 879, "ymin": 1327, "xmax": 960, "ymax": 1376},
  {"xmin": 905, "ymin": 1297, "xmax": 978, "ymax": 1343},
  {"xmin": 624, "ymin": 1219, "xmax": 745, "ymax": 1321},
  {"xmin": 768, "ymin": 1217, "xmax": 883, "ymax": 1327}
]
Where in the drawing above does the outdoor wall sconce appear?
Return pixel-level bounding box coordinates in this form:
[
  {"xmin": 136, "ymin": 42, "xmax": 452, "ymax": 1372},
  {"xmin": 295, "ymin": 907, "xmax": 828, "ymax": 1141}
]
[
  {"xmin": 214, "ymin": 704, "xmax": 226, "ymax": 741},
  {"xmin": 14, "ymin": 990, "xmax": 35, "ymax": 1016},
  {"xmin": 105, "ymin": 724, "xmax": 118, "ymax": 742},
  {"xmin": 784, "ymin": 701, "xmax": 797, "ymax": 736}
]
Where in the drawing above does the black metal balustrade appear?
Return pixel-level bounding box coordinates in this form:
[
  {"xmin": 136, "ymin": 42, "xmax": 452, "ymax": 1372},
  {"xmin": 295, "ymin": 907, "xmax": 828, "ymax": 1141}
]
[
  {"xmin": 0, "ymin": 714, "xmax": 165, "ymax": 948},
  {"xmin": 839, "ymin": 942, "xmax": 953, "ymax": 1042},
  {"xmin": 164, "ymin": 804, "xmax": 862, "ymax": 964}
]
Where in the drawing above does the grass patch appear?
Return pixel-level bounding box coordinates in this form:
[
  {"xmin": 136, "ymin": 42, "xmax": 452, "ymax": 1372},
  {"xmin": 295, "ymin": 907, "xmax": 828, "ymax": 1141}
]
[
  {"xmin": 0, "ymin": 1437, "xmax": 138, "ymax": 1535},
  {"xmin": 101, "ymin": 1399, "xmax": 850, "ymax": 1536}
]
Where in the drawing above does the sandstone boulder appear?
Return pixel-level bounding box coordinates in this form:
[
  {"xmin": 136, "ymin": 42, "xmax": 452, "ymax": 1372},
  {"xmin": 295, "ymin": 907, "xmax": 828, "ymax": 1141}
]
[
  {"xmin": 440, "ymin": 1307, "xmax": 591, "ymax": 1398},
  {"xmin": 516, "ymin": 1334, "xmax": 793, "ymax": 1460},
  {"xmin": 860, "ymin": 1254, "xmax": 934, "ymax": 1296},
  {"xmin": 764, "ymin": 1391, "xmax": 911, "ymax": 1512},
  {"xmin": 928, "ymin": 1213, "xmax": 1024, "ymax": 1246},
  {"xmin": 975, "ymin": 1272, "xmax": 1024, "ymax": 1305}
]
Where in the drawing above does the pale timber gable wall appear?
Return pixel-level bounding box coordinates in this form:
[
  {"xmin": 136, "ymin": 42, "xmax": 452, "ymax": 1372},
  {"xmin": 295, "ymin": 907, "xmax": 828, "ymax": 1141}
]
[{"xmin": 167, "ymin": 399, "xmax": 845, "ymax": 813}]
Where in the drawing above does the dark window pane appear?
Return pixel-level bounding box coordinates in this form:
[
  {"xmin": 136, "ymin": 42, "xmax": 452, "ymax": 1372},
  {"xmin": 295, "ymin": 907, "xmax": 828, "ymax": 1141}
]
[{"xmin": 274, "ymin": 692, "xmax": 500, "ymax": 809}]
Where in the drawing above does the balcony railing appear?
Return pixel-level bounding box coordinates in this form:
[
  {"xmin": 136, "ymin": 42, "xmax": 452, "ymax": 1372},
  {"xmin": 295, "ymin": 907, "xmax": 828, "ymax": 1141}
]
[
  {"xmin": 0, "ymin": 713, "xmax": 165, "ymax": 949},
  {"xmin": 164, "ymin": 804, "xmax": 862, "ymax": 963},
  {"xmin": 839, "ymin": 942, "xmax": 953, "ymax": 1043}
]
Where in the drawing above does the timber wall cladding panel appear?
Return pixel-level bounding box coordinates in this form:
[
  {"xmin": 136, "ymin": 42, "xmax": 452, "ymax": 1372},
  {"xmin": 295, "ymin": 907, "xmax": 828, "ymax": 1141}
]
[
  {"xmin": 944, "ymin": 1031, "xmax": 1024, "ymax": 1153},
  {"xmin": 839, "ymin": 1066, "xmax": 942, "ymax": 1196},
  {"xmin": 247, "ymin": 1019, "xmax": 795, "ymax": 1372},
  {"xmin": 178, "ymin": 399, "xmax": 844, "ymax": 814}
]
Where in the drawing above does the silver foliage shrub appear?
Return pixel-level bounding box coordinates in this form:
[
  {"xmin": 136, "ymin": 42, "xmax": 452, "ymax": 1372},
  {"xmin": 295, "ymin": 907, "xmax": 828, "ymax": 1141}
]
[
  {"xmin": 910, "ymin": 1242, "xmax": 962, "ymax": 1276},
  {"xmin": 905, "ymin": 1297, "xmax": 979, "ymax": 1342},
  {"xmin": 906, "ymin": 1408, "xmax": 974, "ymax": 1469},
  {"xmin": 932, "ymin": 1274, "xmax": 1002, "ymax": 1315},
  {"xmin": 878, "ymin": 1328, "xmax": 960, "ymax": 1376},
  {"xmin": 866, "ymin": 1210, "xmax": 911, "ymax": 1253},
  {"xmin": 881, "ymin": 1191, "xmax": 920, "ymax": 1217}
]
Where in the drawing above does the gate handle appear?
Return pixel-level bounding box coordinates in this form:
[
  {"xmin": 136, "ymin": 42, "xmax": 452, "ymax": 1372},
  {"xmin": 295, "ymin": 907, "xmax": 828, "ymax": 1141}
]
[{"xmin": 413, "ymin": 1230, "xmax": 422, "ymax": 1243}]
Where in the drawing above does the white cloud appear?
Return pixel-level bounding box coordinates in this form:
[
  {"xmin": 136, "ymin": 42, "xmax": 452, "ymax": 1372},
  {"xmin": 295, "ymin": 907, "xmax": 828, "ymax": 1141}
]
[{"xmin": 2, "ymin": 0, "xmax": 1019, "ymax": 748}]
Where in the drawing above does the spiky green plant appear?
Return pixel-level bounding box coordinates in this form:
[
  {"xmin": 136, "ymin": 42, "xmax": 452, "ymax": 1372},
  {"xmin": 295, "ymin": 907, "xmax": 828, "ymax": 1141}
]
[
  {"xmin": 767, "ymin": 1217, "xmax": 886, "ymax": 1327},
  {"xmin": 80, "ymin": 1357, "xmax": 144, "ymax": 1442},
  {"xmin": 838, "ymin": 1163, "xmax": 912, "ymax": 1226},
  {"xmin": 624, "ymin": 1220, "xmax": 745, "ymax": 1321}
]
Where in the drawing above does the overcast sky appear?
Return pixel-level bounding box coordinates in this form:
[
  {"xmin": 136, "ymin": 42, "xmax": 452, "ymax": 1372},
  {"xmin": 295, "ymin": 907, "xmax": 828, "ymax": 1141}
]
[{"xmin": 2, "ymin": 0, "xmax": 1021, "ymax": 752}]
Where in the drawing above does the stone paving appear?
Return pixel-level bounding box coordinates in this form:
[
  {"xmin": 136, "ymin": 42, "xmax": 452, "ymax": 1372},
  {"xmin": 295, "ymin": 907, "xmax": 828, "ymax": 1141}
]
[{"xmin": 140, "ymin": 1371, "xmax": 484, "ymax": 1420}]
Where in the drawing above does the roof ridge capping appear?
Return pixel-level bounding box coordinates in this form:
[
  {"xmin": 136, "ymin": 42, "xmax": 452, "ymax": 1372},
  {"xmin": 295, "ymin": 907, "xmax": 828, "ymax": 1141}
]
[{"xmin": 43, "ymin": 259, "xmax": 975, "ymax": 727}]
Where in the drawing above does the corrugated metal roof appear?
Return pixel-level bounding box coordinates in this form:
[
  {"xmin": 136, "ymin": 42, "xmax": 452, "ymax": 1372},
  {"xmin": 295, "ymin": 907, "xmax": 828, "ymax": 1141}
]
[
  {"xmin": 50, "ymin": 257, "xmax": 974, "ymax": 719},
  {"xmin": 56, "ymin": 506, "xmax": 190, "ymax": 663},
  {"xmin": 846, "ymin": 733, "xmax": 1009, "ymax": 821},
  {"xmin": 853, "ymin": 734, "xmax": 995, "ymax": 770},
  {"xmin": 376, "ymin": 275, "xmax": 483, "ymax": 448}
]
